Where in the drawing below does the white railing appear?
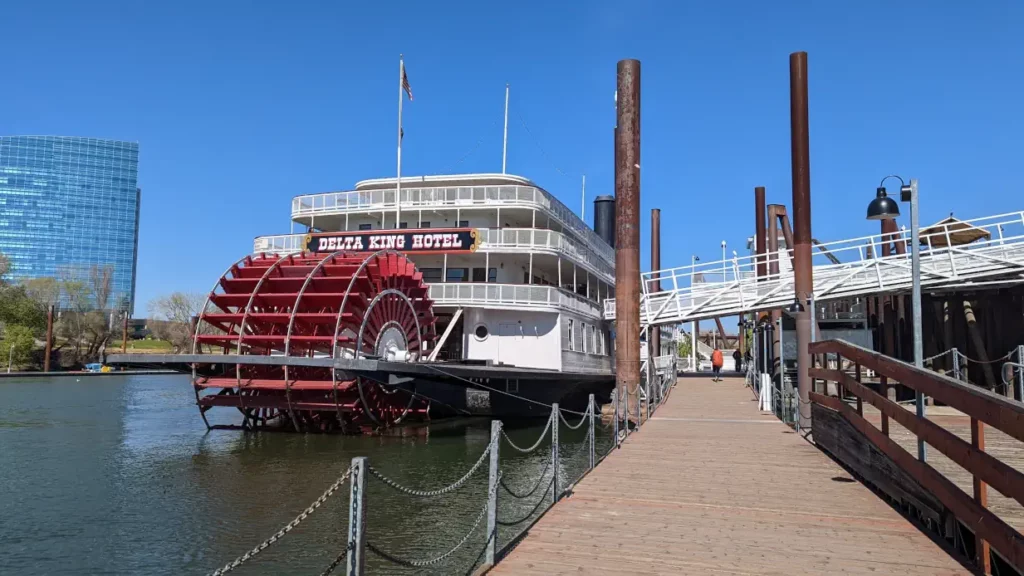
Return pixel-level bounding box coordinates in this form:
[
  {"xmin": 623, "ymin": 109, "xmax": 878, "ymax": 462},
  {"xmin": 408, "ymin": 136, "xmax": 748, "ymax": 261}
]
[
  {"xmin": 474, "ymin": 228, "xmax": 613, "ymax": 280},
  {"xmin": 427, "ymin": 283, "xmax": 602, "ymax": 319},
  {"xmin": 290, "ymin": 184, "xmax": 614, "ymax": 265},
  {"xmin": 253, "ymin": 228, "xmax": 614, "ymax": 283},
  {"xmin": 607, "ymin": 210, "xmax": 1024, "ymax": 326}
]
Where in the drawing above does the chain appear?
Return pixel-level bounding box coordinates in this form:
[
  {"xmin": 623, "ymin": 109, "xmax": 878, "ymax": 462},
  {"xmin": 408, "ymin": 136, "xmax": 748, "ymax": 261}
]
[
  {"xmin": 207, "ymin": 468, "xmax": 352, "ymax": 576},
  {"xmin": 496, "ymin": 478, "xmax": 554, "ymax": 527},
  {"xmin": 367, "ymin": 443, "xmax": 491, "ymax": 498},
  {"xmin": 958, "ymin": 350, "xmax": 1015, "ymax": 365},
  {"xmin": 318, "ymin": 549, "xmax": 348, "ymax": 576},
  {"xmin": 366, "ymin": 473, "xmax": 498, "ymax": 568},
  {"xmin": 923, "ymin": 349, "xmax": 952, "ymax": 363},
  {"xmin": 558, "ymin": 405, "xmax": 589, "ymax": 430},
  {"xmin": 500, "ymin": 457, "xmax": 551, "ymax": 500},
  {"xmin": 501, "ymin": 413, "xmax": 553, "ymax": 453}
]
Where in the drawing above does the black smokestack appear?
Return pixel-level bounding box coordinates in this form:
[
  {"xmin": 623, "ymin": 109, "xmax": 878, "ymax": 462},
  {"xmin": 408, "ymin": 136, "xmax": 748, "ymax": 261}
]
[{"xmin": 593, "ymin": 195, "xmax": 615, "ymax": 248}]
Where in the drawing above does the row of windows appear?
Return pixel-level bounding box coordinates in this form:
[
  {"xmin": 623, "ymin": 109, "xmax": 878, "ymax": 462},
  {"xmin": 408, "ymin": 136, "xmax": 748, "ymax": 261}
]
[
  {"xmin": 352, "ymin": 220, "xmax": 468, "ymax": 231},
  {"xmin": 563, "ymin": 318, "xmax": 608, "ymax": 356},
  {"xmin": 420, "ymin": 267, "xmax": 497, "ymax": 283}
]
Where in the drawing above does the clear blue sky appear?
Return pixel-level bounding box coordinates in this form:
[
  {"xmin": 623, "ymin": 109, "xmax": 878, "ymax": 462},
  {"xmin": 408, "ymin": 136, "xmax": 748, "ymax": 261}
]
[{"xmin": 2, "ymin": 1, "xmax": 1022, "ymax": 314}]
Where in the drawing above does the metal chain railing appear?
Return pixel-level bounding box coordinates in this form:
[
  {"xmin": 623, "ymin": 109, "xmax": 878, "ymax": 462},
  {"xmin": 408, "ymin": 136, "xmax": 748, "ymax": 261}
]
[
  {"xmin": 367, "ymin": 443, "xmax": 491, "ymax": 497},
  {"xmin": 501, "ymin": 413, "xmax": 553, "ymax": 453},
  {"xmin": 496, "ymin": 479, "xmax": 555, "ymax": 527},
  {"xmin": 206, "ymin": 468, "xmax": 352, "ymax": 576},
  {"xmin": 365, "ymin": 473, "xmax": 498, "ymax": 568},
  {"xmin": 201, "ymin": 388, "xmax": 669, "ymax": 576},
  {"xmin": 558, "ymin": 404, "xmax": 589, "ymax": 430},
  {"xmin": 499, "ymin": 458, "xmax": 552, "ymax": 500}
]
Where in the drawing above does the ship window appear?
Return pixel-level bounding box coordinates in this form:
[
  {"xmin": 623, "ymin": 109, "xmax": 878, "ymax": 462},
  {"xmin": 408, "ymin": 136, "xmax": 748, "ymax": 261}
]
[
  {"xmin": 457, "ymin": 220, "xmax": 469, "ymax": 227},
  {"xmin": 358, "ymin": 223, "xmax": 372, "ymax": 231},
  {"xmin": 472, "ymin": 268, "xmax": 485, "ymax": 282},
  {"xmin": 446, "ymin": 268, "xmax": 469, "ymax": 282},
  {"xmin": 489, "ymin": 268, "xmax": 497, "ymax": 282},
  {"xmin": 474, "ymin": 324, "xmax": 488, "ymax": 340},
  {"xmin": 581, "ymin": 323, "xmax": 588, "ymax": 353},
  {"xmin": 421, "ymin": 268, "xmax": 442, "ymax": 282},
  {"xmin": 399, "ymin": 222, "xmax": 409, "ymax": 229},
  {"xmin": 567, "ymin": 319, "xmax": 574, "ymax": 351},
  {"xmin": 420, "ymin": 221, "xmax": 430, "ymax": 228}
]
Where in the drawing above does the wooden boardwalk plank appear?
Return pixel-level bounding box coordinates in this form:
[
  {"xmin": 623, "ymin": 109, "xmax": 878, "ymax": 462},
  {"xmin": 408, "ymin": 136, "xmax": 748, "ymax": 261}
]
[{"xmin": 491, "ymin": 377, "xmax": 971, "ymax": 575}]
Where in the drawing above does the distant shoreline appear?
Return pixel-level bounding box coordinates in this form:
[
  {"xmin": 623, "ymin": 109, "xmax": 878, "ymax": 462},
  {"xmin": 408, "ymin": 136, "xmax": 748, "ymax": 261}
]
[{"xmin": 0, "ymin": 369, "xmax": 178, "ymax": 378}]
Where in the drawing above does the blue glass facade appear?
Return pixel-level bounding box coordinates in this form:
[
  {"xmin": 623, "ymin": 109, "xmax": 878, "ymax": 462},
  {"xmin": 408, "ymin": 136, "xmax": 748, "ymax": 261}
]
[{"xmin": 0, "ymin": 136, "xmax": 140, "ymax": 313}]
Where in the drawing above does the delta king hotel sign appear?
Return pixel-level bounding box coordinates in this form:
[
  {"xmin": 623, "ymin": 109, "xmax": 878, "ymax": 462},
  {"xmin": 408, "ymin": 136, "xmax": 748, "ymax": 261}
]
[{"xmin": 304, "ymin": 228, "xmax": 480, "ymax": 254}]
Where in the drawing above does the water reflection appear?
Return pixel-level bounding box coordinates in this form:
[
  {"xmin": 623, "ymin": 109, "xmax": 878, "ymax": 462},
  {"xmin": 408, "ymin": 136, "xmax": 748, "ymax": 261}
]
[{"xmin": 0, "ymin": 375, "xmax": 612, "ymax": 575}]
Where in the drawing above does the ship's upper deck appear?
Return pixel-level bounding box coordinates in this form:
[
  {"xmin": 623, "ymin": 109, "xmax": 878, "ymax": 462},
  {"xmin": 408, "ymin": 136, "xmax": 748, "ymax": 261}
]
[{"xmin": 289, "ymin": 173, "xmax": 613, "ymax": 265}]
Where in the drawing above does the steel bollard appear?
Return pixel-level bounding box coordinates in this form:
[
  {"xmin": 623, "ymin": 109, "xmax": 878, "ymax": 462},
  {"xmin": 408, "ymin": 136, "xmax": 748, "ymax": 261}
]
[
  {"xmin": 485, "ymin": 420, "xmax": 501, "ymax": 566},
  {"xmin": 588, "ymin": 394, "xmax": 595, "ymax": 470},
  {"xmin": 551, "ymin": 404, "xmax": 559, "ymax": 504},
  {"xmin": 346, "ymin": 457, "xmax": 367, "ymax": 576}
]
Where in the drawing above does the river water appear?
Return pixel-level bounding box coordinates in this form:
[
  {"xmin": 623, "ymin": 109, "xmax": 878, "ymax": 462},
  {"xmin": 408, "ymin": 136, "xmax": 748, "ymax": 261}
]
[{"xmin": 0, "ymin": 375, "xmax": 611, "ymax": 575}]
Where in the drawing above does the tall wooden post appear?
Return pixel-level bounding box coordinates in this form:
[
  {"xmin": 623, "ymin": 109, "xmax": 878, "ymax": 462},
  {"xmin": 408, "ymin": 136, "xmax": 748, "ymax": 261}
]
[
  {"xmin": 789, "ymin": 51, "xmax": 814, "ymax": 428},
  {"xmin": 971, "ymin": 418, "xmax": 991, "ymax": 573},
  {"xmin": 614, "ymin": 59, "xmax": 642, "ymax": 414},
  {"xmin": 121, "ymin": 312, "xmax": 129, "ymax": 353},
  {"xmin": 650, "ymin": 209, "xmax": 661, "ymax": 358}
]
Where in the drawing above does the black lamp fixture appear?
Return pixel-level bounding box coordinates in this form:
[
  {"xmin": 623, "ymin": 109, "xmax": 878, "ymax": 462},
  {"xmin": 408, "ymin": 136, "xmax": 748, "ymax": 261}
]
[
  {"xmin": 867, "ymin": 175, "xmax": 909, "ymax": 220},
  {"xmin": 787, "ymin": 297, "xmax": 805, "ymax": 314}
]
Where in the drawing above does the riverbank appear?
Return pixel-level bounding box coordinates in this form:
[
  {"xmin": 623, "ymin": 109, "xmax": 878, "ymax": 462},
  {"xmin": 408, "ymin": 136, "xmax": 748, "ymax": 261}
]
[{"xmin": 0, "ymin": 369, "xmax": 177, "ymax": 378}]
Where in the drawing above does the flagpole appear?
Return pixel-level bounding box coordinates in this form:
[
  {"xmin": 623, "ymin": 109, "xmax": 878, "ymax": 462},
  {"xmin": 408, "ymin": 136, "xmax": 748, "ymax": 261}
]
[
  {"xmin": 502, "ymin": 83, "xmax": 509, "ymax": 174},
  {"xmin": 581, "ymin": 175, "xmax": 586, "ymax": 220},
  {"xmin": 396, "ymin": 55, "xmax": 404, "ymax": 229}
]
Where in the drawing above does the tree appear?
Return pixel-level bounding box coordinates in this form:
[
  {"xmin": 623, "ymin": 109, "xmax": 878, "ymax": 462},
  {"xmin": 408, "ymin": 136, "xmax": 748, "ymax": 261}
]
[
  {"xmin": 148, "ymin": 292, "xmax": 206, "ymax": 353},
  {"xmin": 0, "ymin": 285, "xmax": 47, "ymax": 333},
  {"xmin": 90, "ymin": 265, "xmax": 114, "ymax": 311},
  {"xmin": 23, "ymin": 277, "xmax": 61, "ymax": 310},
  {"xmin": 677, "ymin": 331, "xmax": 692, "ymax": 359},
  {"xmin": 0, "ymin": 252, "xmax": 9, "ymax": 283},
  {"xmin": 2, "ymin": 324, "xmax": 35, "ymax": 370}
]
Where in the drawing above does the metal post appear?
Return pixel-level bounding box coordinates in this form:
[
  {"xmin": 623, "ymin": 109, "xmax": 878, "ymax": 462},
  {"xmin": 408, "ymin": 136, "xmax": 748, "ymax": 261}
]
[
  {"xmin": 43, "ymin": 305, "xmax": 54, "ymax": 373},
  {"xmin": 612, "ymin": 388, "xmax": 619, "ymax": 447},
  {"xmin": 651, "ymin": 209, "xmax": 661, "ymax": 360},
  {"xmin": 1017, "ymin": 345, "xmax": 1024, "ymax": 401},
  {"xmin": 485, "ymin": 420, "xmax": 501, "ymax": 566},
  {"xmin": 614, "ymin": 59, "xmax": 642, "ymax": 415},
  {"xmin": 588, "ymin": 394, "xmax": 596, "ymax": 469},
  {"xmin": 908, "ymin": 179, "xmax": 926, "ymax": 461},
  {"xmin": 346, "ymin": 457, "xmax": 367, "ymax": 576},
  {"xmin": 755, "ymin": 187, "xmax": 767, "ymax": 280},
  {"xmin": 953, "ymin": 347, "xmax": 962, "ymax": 381},
  {"xmin": 789, "ymin": 51, "xmax": 814, "ymax": 430},
  {"xmin": 778, "ymin": 316, "xmax": 786, "ymax": 424},
  {"xmin": 551, "ymin": 404, "xmax": 559, "ymax": 504}
]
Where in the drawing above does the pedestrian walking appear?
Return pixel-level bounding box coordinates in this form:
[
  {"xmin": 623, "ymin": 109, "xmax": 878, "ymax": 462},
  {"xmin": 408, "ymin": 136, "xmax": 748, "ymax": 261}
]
[
  {"xmin": 711, "ymin": 347, "xmax": 724, "ymax": 382},
  {"xmin": 732, "ymin": 349, "xmax": 742, "ymax": 372}
]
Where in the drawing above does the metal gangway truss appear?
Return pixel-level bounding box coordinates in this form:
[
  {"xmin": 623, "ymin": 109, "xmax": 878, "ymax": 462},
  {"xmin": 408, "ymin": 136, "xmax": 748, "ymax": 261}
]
[{"xmin": 605, "ymin": 210, "xmax": 1024, "ymax": 328}]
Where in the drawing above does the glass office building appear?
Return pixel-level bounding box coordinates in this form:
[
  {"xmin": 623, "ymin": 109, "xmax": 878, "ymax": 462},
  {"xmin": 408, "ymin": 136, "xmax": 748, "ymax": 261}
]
[{"xmin": 0, "ymin": 136, "xmax": 140, "ymax": 313}]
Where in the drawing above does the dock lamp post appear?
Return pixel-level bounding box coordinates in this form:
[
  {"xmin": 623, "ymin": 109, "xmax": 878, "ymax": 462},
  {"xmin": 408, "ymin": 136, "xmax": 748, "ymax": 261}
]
[{"xmin": 868, "ymin": 175, "xmax": 925, "ymax": 462}]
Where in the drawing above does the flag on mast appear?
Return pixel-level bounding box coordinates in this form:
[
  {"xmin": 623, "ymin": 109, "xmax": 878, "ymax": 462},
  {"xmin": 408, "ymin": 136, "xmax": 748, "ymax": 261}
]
[{"xmin": 401, "ymin": 61, "xmax": 413, "ymax": 101}]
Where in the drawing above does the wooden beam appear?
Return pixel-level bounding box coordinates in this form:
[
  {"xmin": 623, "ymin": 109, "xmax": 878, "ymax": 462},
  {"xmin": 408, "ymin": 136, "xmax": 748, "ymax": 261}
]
[
  {"xmin": 809, "ymin": 392, "xmax": 1024, "ymax": 570},
  {"xmin": 811, "ymin": 367, "xmax": 1024, "ymax": 508},
  {"xmin": 809, "ymin": 340, "xmax": 1024, "ymax": 443},
  {"xmin": 972, "ymin": 417, "xmax": 992, "ymax": 574}
]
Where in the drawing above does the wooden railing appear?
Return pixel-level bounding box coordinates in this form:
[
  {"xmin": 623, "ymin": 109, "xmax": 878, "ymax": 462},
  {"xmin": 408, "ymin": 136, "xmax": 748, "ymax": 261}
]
[{"xmin": 808, "ymin": 339, "xmax": 1024, "ymax": 574}]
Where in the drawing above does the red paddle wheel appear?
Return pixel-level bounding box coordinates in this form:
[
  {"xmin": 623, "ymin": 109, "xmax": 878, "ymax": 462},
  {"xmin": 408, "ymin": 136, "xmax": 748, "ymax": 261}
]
[{"xmin": 191, "ymin": 250, "xmax": 437, "ymax": 434}]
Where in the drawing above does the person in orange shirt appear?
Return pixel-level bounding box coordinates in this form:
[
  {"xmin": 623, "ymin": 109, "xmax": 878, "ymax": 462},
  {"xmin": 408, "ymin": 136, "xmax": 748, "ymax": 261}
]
[{"xmin": 711, "ymin": 347, "xmax": 724, "ymax": 382}]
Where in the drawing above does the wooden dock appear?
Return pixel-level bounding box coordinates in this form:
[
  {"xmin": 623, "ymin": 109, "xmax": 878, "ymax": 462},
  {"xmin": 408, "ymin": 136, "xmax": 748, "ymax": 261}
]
[{"xmin": 491, "ymin": 377, "xmax": 972, "ymax": 575}]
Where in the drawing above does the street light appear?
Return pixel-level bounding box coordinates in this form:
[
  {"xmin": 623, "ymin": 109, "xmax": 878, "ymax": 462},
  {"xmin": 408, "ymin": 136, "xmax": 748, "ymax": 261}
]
[
  {"xmin": 868, "ymin": 174, "xmax": 925, "ymax": 462},
  {"xmin": 721, "ymin": 240, "xmax": 727, "ymax": 281}
]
